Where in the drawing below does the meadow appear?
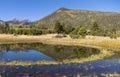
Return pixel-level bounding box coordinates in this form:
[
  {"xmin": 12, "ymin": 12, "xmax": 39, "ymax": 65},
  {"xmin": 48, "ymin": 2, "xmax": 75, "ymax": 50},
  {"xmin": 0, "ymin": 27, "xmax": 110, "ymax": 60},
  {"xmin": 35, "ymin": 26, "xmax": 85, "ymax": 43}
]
[{"xmin": 0, "ymin": 34, "xmax": 120, "ymax": 50}]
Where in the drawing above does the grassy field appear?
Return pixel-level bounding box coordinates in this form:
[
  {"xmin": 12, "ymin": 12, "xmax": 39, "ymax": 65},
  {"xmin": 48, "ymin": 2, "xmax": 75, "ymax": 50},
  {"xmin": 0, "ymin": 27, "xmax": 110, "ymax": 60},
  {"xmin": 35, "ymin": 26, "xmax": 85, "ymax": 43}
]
[{"xmin": 0, "ymin": 34, "xmax": 120, "ymax": 50}]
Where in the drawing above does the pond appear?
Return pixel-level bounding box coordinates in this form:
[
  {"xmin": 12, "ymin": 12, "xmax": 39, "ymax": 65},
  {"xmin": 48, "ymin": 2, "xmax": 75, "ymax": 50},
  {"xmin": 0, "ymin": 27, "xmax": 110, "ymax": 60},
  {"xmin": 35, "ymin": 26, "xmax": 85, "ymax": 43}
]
[
  {"xmin": 0, "ymin": 43, "xmax": 100, "ymax": 62},
  {"xmin": 0, "ymin": 43, "xmax": 120, "ymax": 77}
]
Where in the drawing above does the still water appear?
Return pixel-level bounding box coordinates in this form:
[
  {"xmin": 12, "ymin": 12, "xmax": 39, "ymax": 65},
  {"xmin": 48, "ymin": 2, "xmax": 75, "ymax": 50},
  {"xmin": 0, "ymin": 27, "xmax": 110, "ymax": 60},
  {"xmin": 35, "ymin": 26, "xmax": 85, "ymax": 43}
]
[
  {"xmin": 0, "ymin": 43, "xmax": 100, "ymax": 62},
  {"xmin": 0, "ymin": 43, "xmax": 120, "ymax": 77},
  {"xmin": 0, "ymin": 49, "xmax": 54, "ymax": 62}
]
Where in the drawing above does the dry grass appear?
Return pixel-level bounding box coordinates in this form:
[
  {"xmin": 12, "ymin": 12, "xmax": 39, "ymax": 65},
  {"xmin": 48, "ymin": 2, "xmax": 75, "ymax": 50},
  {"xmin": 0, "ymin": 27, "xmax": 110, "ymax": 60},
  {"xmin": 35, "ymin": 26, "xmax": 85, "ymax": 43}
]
[
  {"xmin": 0, "ymin": 60, "xmax": 59, "ymax": 66},
  {"xmin": 0, "ymin": 34, "xmax": 120, "ymax": 50},
  {"xmin": 101, "ymin": 72, "xmax": 120, "ymax": 77}
]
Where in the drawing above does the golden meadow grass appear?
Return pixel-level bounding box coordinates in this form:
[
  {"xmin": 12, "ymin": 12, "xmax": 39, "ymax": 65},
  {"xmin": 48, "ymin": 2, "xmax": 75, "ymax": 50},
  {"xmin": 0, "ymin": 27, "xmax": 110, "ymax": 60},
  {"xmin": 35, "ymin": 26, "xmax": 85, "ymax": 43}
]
[
  {"xmin": 0, "ymin": 34, "xmax": 120, "ymax": 50},
  {"xmin": 0, "ymin": 61, "xmax": 59, "ymax": 66}
]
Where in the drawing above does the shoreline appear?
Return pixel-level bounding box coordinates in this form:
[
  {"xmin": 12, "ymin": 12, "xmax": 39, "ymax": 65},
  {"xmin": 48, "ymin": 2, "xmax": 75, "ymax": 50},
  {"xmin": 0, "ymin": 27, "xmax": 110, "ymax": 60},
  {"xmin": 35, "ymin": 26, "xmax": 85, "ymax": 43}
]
[
  {"xmin": 0, "ymin": 34, "xmax": 119, "ymax": 66},
  {"xmin": 0, "ymin": 34, "xmax": 120, "ymax": 50}
]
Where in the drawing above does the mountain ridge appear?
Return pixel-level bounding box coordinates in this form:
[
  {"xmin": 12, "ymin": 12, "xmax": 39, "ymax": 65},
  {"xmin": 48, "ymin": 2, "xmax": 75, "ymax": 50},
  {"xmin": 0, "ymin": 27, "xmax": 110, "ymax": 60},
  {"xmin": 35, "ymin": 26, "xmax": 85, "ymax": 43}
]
[
  {"xmin": 7, "ymin": 18, "xmax": 33, "ymax": 26},
  {"xmin": 1, "ymin": 7, "xmax": 120, "ymax": 29},
  {"xmin": 34, "ymin": 7, "xmax": 120, "ymax": 30}
]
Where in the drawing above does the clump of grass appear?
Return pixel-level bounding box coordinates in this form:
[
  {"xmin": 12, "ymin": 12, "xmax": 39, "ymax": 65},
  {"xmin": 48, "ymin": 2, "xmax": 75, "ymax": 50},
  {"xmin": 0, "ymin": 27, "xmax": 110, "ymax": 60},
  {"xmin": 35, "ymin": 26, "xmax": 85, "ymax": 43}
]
[
  {"xmin": 0, "ymin": 61, "xmax": 59, "ymax": 66},
  {"xmin": 98, "ymin": 40, "xmax": 120, "ymax": 49},
  {"xmin": 101, "ymin": 72, "xmax": 120, "ymax": 77},
  {"xmin": 63, "ymin": 49, "xmax": 114, "ymax": 63}
]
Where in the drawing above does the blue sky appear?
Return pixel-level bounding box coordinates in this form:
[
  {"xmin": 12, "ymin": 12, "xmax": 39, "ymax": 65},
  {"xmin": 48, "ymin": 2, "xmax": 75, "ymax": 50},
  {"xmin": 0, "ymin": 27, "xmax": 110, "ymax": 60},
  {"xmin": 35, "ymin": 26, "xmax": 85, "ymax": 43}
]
[{"xmin": 0, "ymin": 0, "xmax": 120, "ymax": 21}]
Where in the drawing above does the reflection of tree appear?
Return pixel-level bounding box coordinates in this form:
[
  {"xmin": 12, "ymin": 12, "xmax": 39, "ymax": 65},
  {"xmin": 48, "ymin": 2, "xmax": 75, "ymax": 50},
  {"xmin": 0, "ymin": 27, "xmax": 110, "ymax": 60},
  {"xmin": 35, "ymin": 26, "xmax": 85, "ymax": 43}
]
[
  {"xmin": 0, "ymin": 43, "xmax": 101, "ymax": 61},
  {"xmin": 0, "ymin": 45, "xmax": 11, "ymax": 61},
  {"xmin": 10, "ymin": 48, "xmax": 32, "ymax": 53},
  {"xmin": 0, "ymin": 45, "xmax": 10, "ymax": 52},
  {"xmin": 0, "ymin": 43, "xmax": 43, "ymax": 53},
  {"xmin": 74, "ymin": 47, "xmax": 88, "ymax": 57},
  {"xmin": 54, "ymin": 45, "xmax": 64, "ymax": 53},
  {"xmin": 73, "ymin": 47, "xmax": 100, "ymax": 58}
]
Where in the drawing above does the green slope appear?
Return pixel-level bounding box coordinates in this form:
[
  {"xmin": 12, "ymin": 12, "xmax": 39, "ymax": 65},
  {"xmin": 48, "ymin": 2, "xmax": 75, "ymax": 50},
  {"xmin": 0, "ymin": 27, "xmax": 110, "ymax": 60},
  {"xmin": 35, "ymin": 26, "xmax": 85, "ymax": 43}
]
[{"xmin": 35, "ymin": 7, "xmax": 120, "ymax": 29}]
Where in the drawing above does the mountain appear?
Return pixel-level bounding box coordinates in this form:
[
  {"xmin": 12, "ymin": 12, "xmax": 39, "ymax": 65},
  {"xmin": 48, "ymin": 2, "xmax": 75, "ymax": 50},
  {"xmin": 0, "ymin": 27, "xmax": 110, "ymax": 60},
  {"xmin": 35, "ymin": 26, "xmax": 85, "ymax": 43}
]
[
  {"xmin": 35, "ymin": 7, "xmax": 120, "ymax": 30},
  {"xmin": 7, "ymin": 18, "xmax": 33, "ymax": 26},
  {"xmin": 0, "ymin": 20, "xmax": 9, "ymax": 29},
  {"xmin": 0, "ymin": 20, "xmax": 6, "ymax": 26},
  {"xmin": 0, "ymin": 20, "xmax": 4, "ymax": 22},
  {"xmin": 0, "ymin": 19, "xmax": 5, "ymax": 23}
]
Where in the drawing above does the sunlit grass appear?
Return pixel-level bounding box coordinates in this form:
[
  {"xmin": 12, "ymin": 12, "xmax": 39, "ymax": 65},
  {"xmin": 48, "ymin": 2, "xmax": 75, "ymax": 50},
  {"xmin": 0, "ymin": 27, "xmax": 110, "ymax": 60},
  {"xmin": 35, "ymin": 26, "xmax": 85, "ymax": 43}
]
[
  {"xmin": 63, "ymin": 49, "xmax": 114, "ymax": 63},
  {"xmin": 101, "ymin": 72, "xmax": 120, "ymax": 77},
  {"xmin": 0, "ymin": 34, "xmax": 120, "ymax": 50},
  {"xmin": 0, "ymin": 60, "xmax": 59, "ymax": 66}
]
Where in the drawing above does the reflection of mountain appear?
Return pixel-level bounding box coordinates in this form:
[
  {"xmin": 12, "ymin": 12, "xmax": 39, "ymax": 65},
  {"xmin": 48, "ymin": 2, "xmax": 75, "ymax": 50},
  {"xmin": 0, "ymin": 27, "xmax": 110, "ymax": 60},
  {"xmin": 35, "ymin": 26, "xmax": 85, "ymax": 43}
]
[
  {"xmin": 0, "ymin": 44, "xmax": 27, "ymax": 51},
  {"xmin": 10, "ymin": 48, "xmax": 32, "ymax": 53},
  {"xmin": 0, "ymin": 43, "xmax": 100, "ymax": 61}
]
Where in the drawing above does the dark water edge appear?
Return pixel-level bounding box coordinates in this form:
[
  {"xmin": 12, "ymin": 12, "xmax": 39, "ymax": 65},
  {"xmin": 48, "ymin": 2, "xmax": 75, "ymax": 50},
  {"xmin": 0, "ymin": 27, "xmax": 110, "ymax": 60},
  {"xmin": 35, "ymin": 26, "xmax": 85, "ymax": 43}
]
[{"xmin": 1, "ymin": 59, "xmax": 120, "ymax": 77}]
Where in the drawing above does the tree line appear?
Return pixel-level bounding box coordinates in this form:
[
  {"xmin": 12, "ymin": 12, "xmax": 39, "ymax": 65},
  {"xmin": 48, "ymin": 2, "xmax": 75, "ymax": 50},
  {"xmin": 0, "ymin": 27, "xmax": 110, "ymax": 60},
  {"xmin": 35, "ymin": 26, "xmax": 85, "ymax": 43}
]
[
  {"xmin": 54, "ymin": 21, "xmax": 120, "ymax": 39},
  {"xmin": 0, "ymin": 22, "xmax": 53, "ymax": 35},
  {"xmin": 0, "ymin": 21, "xmax": 120, "ymax": 39}
]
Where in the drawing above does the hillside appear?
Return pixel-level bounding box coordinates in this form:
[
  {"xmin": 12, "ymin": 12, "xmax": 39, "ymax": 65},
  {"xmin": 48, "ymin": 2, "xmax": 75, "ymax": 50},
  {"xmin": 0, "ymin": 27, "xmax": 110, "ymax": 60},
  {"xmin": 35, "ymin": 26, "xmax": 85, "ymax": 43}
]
[{"xmin": 35, "ymin": 8, "xmax": 120, "ymax": 29}]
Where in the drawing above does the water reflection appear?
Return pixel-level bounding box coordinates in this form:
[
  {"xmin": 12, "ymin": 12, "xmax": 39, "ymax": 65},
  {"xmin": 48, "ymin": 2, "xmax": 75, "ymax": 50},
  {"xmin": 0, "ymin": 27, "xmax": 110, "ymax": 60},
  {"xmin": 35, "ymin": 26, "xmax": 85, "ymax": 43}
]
[
  {"xmin": 0, "ymin": 43, "xmax": 100, "ymax": 62},
  {"xmin": 0, "ymin": 47, "xmax": 54, "ymax": 62},
  {"xmin": 0, "ymin": 43, "xmax": 120, "ymax": 77}
]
